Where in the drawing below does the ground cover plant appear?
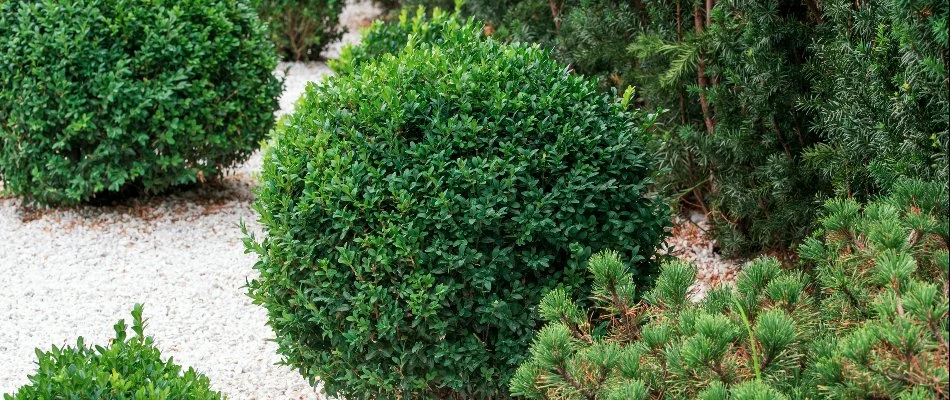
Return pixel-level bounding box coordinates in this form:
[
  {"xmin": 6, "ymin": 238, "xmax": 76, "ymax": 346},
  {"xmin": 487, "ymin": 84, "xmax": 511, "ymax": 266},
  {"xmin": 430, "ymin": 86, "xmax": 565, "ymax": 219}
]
[
  {"xmin": 257, "ymin": 0, "xmax": 345, "ymax": 61},
  {"xmin": 511, "ymin": 179, "xmax": 949, "ymax": 398},
  {"xmin": 4, "ymin": 305, "xmax": 224, "ymax": 400},
  {"xmin": 245, "ymin": 14, "xmax": 668, "ymax": 399},
  {"xmin": 0, "ymin": 0, "xmax": 281, "ymax": 206}
]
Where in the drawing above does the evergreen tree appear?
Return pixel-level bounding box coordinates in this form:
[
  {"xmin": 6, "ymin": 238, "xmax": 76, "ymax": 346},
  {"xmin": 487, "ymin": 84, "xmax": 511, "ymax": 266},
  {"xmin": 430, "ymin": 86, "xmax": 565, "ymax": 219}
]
[
  {"xmin": 626, "ymin": 0, "xmax": 825, "ymax": 255},
  {"xmin": 802, "ymin": 0, "xmax": 949, "ymax": 199}
]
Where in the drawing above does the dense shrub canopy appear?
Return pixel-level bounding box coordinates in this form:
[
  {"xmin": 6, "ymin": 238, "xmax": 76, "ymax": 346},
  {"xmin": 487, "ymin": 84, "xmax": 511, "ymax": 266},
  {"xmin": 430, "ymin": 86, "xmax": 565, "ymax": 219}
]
[
  {"xmin": 246, "ymin": 16, "xmax": 667, "ymax": 399},
  {"xmin": 4, "ymin": 305, "xmax": 224, "ymax": 400},
  {"xmin": 622, "ymin": 0, "xmax": 824, "ymax": 256},
  {"xmin": 0, "ymin": 0, "xmax": 281, "ymax": 205},
  {"xmin": 257, "ymin": 0, "xmax": 345, "ymax": 61},
  {"xmin": 512, "ymin": 179, "xmax": 949, "ymax": 399}
]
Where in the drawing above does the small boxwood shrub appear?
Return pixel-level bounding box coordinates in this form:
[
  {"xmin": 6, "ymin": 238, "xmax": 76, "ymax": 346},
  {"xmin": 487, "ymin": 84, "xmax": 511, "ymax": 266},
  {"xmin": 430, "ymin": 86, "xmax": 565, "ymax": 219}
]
[
  {"xmin": 0, "ymin": 0, "xmax": 281, "ymax": 206},
  {"xmin": 256, "ymin": 0, "xmax": 345, "ymax": 61},
  {"xmin": 512, "ymin": 179, "xmax": 949, "ymax": 399},
  {"xmin": 245, "ymin": 15, "xmax": 667, "ymax": 399},
  {"xmin": 4, "ymin": 305, "xmax": 224, "ymax": 400}
]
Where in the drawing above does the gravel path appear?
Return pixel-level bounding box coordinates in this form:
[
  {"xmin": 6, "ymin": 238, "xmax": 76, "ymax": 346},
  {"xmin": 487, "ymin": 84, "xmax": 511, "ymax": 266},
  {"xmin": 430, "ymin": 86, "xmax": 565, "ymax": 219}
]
[{"xmin": 0, "ymin": 1, "xmax": 379, "ymax": 398}]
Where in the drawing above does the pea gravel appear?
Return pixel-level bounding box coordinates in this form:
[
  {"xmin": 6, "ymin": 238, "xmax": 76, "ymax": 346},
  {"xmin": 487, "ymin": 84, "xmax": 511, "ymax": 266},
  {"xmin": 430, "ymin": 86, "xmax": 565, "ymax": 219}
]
[{"xmin": 0, "ymin": 2, "xmax": 379, "ymax": 398}]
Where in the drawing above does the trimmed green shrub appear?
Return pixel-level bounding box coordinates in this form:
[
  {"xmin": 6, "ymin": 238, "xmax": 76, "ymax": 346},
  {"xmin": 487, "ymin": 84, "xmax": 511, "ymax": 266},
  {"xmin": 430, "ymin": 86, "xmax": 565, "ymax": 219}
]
[
  {"xmin": 371, "ymin": 0, "xmax": 512, "ymax": 29},
  {"xmin": 245, "ymin": 15, "xmax": 667, "ymax": 399},
  {"xmin": 378, "ymin": 0, "xmax": 455, "ymax": 13},
  {"xmin": 0, "ymin": 0, "xmax": 281, "ymax": 206},
  {"xmin": 4, "ymin": 305, "xmax": 224, "ymax": 400},
  {"xmin": 512, "ymin": 179, "xmax": 949, "ymax": 399},
  {"xmin": 256, "ymin": 0, "xmax": 345, "ymax": 61}
]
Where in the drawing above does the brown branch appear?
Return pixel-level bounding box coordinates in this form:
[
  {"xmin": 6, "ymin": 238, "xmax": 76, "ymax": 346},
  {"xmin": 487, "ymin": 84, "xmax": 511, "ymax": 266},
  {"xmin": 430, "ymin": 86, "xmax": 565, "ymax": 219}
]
[
  {"xmin": 676, "ymin": 1, "xmax": 688, "ymax": 126},
  {"xmin": 772, "ymin": 115, "xmax": 793, "ymax": 161},
  {"xmin": 548, "ymin": 0, "xmax": 562, "ymax": 34},
  {"xmin": 804, "ymin": 0, "xmax": 823, "ymax": 23},
  {"xmin": 694, "ymin": 5, "xmax": 715, "ymax": 134},
  {"xmin": 554, "ymin": 365, "xmax": 594, "ymax": 400},
  {"xmin": 929, "ymin": 312, "xmax": 950, "ymax": 351},
  {"xmin": 676, "ymin": 0, "xmax": 683, "ymax": 43},
  {"xmin": 685, "ymin": 152, "xmax": 710, "ymax": 214},
  {"xmin": 560, "ymin": 315, "xmax": 593, "ymax": 345}
]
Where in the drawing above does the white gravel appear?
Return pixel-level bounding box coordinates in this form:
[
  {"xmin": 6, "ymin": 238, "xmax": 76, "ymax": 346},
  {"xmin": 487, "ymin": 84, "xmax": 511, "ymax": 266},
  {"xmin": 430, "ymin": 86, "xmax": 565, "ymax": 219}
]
[
  {"xmin": 661, "ymin": 211, "xmax": 740, "ymax": 301},
  {"xmin": 0, "ymin": 1, "xmax": 380, "ymax": 398}
]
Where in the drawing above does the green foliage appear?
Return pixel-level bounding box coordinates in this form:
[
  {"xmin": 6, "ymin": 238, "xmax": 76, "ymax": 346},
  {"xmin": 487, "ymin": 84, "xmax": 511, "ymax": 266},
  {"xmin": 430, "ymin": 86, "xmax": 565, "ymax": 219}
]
[
  {"xmin": 539, "ymin": 1, "xmax": 643, "ymax": 92},
  {"xmin": 4, "ymin": 305, "xmax": 224, "ymax": 400},
  {"xmin": 372, "ymin": 0, "xmax": 515, "ymax": 28},
  {"xmin": 0, "ymin": 0, "xmax": 281, "ymax": 206},
  {"xmin": 373, "ymin": 0, "xmax": 454, "ymax": 13},
  {"xmin": 512, "ymin": 180, "xmax": 949, "ymax": 399},
  {"xmin": 256, "ymin": 0, "xmax": 345, "ymax": 61},
  {"xmin": 330, "ymin": 6, "xmax": 466, "ymax": 75},
  {"xmin": 802, "ymin": 0, "xmax": 949, "ymax": 199},
  {"xmin": 492, "ymin": 0, "xmax": 557, "ymax": 48},
  {"xmin": 512, "ymin": 254, "xmax": 816, "ymax": 399},
  {"xmin": 552, "ymin": 0, "xmax": 947, "ymax": 255},
  {"xmin": 246, "ymin": 16, "xmax": 667, "ymax": 399}
]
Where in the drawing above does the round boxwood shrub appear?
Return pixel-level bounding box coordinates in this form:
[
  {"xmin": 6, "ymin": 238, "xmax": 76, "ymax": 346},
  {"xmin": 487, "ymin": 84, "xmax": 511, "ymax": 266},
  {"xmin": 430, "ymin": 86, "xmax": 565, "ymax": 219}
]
[
  {"xmin": 245, "ymin": 16, "xmax": 667, "ymax": 399},
  {"xmin": 256, "ymin": 0, "xmax": 345, "ymax": 61},
  {"xmin": 4, "ymin": 305, "xmax": 224, "ymax": 400},
  {"xmin": 0, "ymin": 0, "xmax": 282, "ymax": 206}
]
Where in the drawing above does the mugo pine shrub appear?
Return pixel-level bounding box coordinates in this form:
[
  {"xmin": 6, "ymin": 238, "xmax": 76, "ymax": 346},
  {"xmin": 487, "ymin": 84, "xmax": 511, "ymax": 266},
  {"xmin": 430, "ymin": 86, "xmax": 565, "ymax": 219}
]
[
  {"xmin": 512, "ymin": 179, "xmax": 949, "ymax": 399},
  {"xmin": 511, "ymin": 253, "xmax": 820, "ymax": 399},
  {"xmin": 256, "ymin": 0, "xmax": 345, "ymax": 61},
  {"xmin": 0, "ymin": 0, "xmax": 281, "ymax": 206},
  {"xmin": 245, "ymin": 16, "xmax": 667, "ymax": 399},
  {"xmin": 799, "ymin": 179, "xmax": 949, "ymax": 398},
  {"xmin": 4, "ymin": 305, "xmax": 224, "ymax": 400}
]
